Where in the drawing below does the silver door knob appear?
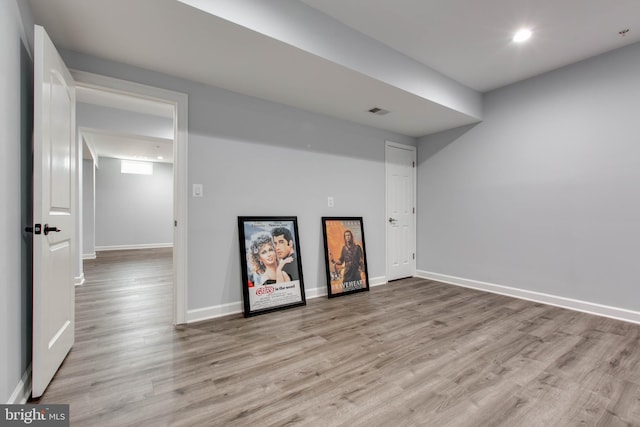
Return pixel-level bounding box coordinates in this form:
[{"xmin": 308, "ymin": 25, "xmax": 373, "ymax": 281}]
[{"xmin": 388, "ymin": 217, "xmax": 397, "ymax": 223}]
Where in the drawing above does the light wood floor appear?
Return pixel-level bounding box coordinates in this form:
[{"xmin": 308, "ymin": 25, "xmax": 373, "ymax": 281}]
[{"xmin": 33, "ymin": 248, "xmax": 640, "ymax": 426}]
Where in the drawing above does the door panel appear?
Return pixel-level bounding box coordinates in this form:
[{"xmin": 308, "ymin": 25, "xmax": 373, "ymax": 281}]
[
  {"xmin": 386, "ymin": 143, "xmax": 416, "ymax": 281},
  {"xmin": 32, "ymin": 25, "xmax": 76, "ymax": 398}
]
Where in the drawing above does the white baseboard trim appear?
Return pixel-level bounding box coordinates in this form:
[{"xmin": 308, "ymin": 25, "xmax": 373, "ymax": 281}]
[
  {"xmin": 370, "ymin": 275, "xmax": 387, "ymax": 287},
  {"xmin": 187, "ymin": 302, "xmax": 243, "ymax": 323},
  {"xmin": 8, "ymin": 365, "xmax": 31, "ymax": 404},
  {"xmin": 83, "ymin": 252, "xmax": 96, "ymax": 260},
  {"xmin": 186, "ymin": 277, "xmax": 387, "ymax": 323},
  {"xmin": 75, "ymin": 273, "xmax": 85, "ymax": 286},
  {"xmin": 305, "ymin": 286, "xmax": 327, "ymax": 299},
  {"xmin": 416, "ymin": 270, "xmax": 640, "ymax": 325},
  {"xmin": 96, "ymin": 243, "xmax": 173, "ymax": 252}
]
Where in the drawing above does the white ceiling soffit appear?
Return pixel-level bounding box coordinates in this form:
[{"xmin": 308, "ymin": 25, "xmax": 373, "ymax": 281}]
[
  {"xmin": 27, "ymin": 0, "xmax": 640, "ymax": 137},
  {"xmin": 81, "ymin": 128, "xmax": 174, "ymax": 164},
  {"xmin": 176, "ymin": 0, "xmax": 482, "ymax": 119},
  {"xmin": 27, "ymin": 0, "xmax": 480, "ymax": 137}
]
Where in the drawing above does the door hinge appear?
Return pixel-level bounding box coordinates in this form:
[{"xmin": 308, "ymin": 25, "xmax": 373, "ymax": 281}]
[
  {"xmin": 174, "ymin": 220, "xmax": 178, "ymax": 227},
  {"xmin": 413, "ymin": 207, "xmax": 415, "ymax": 214},
  {"xmin": 412, "ymin": 161, "xmax": 415, "ymax": 168},
  {"xmin": 413, "ymin": 253, "xmax": 415, "ymax": 260}
]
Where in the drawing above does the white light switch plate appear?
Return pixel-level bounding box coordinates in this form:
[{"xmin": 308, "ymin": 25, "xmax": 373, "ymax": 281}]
[{"xmin": 193, "ymin": 184, "xmax": 203, "ymax": 197}]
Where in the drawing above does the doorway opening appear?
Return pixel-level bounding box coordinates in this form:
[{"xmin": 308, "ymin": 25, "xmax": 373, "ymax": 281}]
[{"xmin": 73, "ymin": 71, "xmax": 188, "ymax": 325}]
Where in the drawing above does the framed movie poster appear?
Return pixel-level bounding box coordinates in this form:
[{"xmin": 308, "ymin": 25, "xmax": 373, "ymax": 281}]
[
  {"xmin": 238, "ymin": 216, "xmax": 306, "ymax": 317},
  {"xmin": 321, "ymin": 217, "xmax": 370, "ymax": 298}
]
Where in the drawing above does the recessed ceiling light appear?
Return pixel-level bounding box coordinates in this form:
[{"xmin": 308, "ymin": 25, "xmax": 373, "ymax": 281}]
[
  {"xmin": 513, "ymin": 29, "xmax": 532, "ymax": 43},
  {"xmin": 157, "ymin": 156, "xmax": 164, "ymax": 160}
]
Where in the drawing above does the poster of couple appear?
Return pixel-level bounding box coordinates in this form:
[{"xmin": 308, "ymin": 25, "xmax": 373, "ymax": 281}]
[{"xmin": 238, "ymin": 217, "xmax": 306, "ymax": 317}]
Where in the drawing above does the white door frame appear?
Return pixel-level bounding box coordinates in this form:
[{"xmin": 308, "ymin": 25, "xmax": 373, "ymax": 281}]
[
  {"xmin": 385, "ymin": 140, "xmax": 417, "ymax": 281},
  {"xmin": 71, "ymin": 70, "xmax": 188, "ymax": 324}
]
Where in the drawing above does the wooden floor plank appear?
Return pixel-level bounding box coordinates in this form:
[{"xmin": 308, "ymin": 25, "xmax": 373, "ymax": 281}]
[{"xmin": 32, "ymin": 248, "xmax": 640, "ymax": 426}]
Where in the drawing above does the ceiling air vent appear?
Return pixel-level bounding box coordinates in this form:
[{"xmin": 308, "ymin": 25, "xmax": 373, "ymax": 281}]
[{"xmin": 368, "ymin": 107, "xmax": 389, "ymax": 115}]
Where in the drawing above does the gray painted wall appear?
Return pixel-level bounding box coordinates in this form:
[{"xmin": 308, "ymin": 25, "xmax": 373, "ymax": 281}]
[
  {"xmin": 417, "ymin": 41, "xmax": 640, "ymax": 312},
  {"xmin": 60, "ymin": 49, "xmax": 415, "ymax": 310},
  {"xmin": 1, "ymin": 0, "xmax": 33, "ymax": 403},
  {"xmin": 95, "ymin": 157, "xmax": 173, "ymax": 248},
  {"xmin": 82, "ymin": 159, "xmax": 95, "ymax": 256}
]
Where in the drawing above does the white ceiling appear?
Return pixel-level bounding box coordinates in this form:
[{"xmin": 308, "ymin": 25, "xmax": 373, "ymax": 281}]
[
  {"xmin": 81, "ymin": 129, "xmax": 173, "ymax": 164},
  {"xmin": 28, "ymin": 0, "xmax": 640, "ymax": 142},
  {"xmin": 299, "ymin": 0, "xmax": 640, "ymax": 92}
]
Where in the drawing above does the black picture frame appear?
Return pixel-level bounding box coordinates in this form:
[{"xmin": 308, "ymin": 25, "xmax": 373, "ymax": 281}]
[
  {"xmin": 321, "ymin": 217, "xmax": 370, "ymax": 298},
  {"xmin": 238, "ymin": 216, "xmax": 306, "ymax": 317}
]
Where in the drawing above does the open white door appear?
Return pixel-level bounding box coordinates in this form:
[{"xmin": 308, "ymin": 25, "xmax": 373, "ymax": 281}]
[
  {"xmin": 32, "ymin": 25, "xmax": 76, "ymax": 398},
  {"xmin": 385, "ymin": 141, "xmax": 416, "ymax": 281}
]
